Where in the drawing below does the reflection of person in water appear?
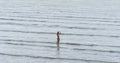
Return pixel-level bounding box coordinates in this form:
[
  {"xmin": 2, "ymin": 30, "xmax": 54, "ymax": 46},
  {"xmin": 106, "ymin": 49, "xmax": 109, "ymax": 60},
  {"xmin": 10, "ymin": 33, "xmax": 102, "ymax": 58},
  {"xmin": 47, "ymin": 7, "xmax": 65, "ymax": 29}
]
[{"xmin": 57, "ymin": 31, "xmax": 61, "ymax": 50}]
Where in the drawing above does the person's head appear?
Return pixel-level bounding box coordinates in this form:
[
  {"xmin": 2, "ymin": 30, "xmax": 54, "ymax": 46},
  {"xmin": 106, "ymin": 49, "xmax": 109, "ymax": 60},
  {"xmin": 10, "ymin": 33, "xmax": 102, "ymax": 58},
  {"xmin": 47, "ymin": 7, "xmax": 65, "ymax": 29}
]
[{"xmin": 57, "ymin": 31, "xmax": 61, "ymax": 35}]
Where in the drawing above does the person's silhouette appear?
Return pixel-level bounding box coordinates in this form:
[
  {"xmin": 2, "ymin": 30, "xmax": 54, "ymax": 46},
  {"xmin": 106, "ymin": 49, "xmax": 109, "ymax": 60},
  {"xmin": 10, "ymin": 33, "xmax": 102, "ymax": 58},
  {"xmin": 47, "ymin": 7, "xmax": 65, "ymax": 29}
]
[{"xmin": 57, "ymin": 31, "xmax": 61, "ymax": 50}]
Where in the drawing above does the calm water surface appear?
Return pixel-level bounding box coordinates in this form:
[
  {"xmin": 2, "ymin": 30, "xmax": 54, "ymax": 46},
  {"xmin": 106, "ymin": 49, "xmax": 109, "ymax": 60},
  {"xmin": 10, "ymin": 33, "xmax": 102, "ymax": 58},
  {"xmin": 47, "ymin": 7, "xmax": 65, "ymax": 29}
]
[{"xmin": 0, "ymin": 0, "xmax": 120, "ymax": 63}]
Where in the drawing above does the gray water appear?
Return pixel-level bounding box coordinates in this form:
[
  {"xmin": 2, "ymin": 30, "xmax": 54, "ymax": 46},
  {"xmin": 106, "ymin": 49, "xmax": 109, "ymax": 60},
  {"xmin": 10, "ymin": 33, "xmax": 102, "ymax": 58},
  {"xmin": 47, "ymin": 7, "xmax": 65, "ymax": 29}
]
[{"xmin": 0, "ymin": 0, "xmax": 120, "ymax": 63}]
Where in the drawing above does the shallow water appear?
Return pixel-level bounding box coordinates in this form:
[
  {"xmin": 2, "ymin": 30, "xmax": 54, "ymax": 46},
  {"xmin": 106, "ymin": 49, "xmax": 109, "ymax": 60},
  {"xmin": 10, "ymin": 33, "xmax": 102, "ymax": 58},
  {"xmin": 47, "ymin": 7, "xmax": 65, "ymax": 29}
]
[{"xmin": 0, "ymin": 0, "xmax": 120, "ymax": 63}]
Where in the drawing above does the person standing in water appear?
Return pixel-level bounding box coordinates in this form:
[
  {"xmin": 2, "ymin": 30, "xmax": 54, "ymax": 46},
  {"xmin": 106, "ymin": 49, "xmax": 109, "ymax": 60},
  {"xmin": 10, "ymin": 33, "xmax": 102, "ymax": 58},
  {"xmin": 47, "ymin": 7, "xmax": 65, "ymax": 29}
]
[{"xmin": 57, "ymin": 31, "xmax": 61, "ymax": 50}]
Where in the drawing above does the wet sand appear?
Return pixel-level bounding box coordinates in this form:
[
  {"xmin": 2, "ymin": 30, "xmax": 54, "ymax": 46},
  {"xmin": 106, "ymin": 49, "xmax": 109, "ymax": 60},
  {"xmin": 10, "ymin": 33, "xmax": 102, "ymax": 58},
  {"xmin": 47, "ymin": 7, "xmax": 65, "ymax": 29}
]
[{"xmin": 0, "ymin": 0, "xmax": 120, "ymax": 63}]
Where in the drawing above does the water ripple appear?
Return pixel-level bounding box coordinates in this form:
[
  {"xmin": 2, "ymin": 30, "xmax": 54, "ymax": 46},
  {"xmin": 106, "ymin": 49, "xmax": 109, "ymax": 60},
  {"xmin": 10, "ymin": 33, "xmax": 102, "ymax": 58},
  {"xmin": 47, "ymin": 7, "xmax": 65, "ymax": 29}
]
[
  {"xmin": 0, "ymin": 30, "xmax": 120, "ymax": 38},
  {"xmin": 0, "ymin": 52, "xmax": 117, "ymax": 63}
]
